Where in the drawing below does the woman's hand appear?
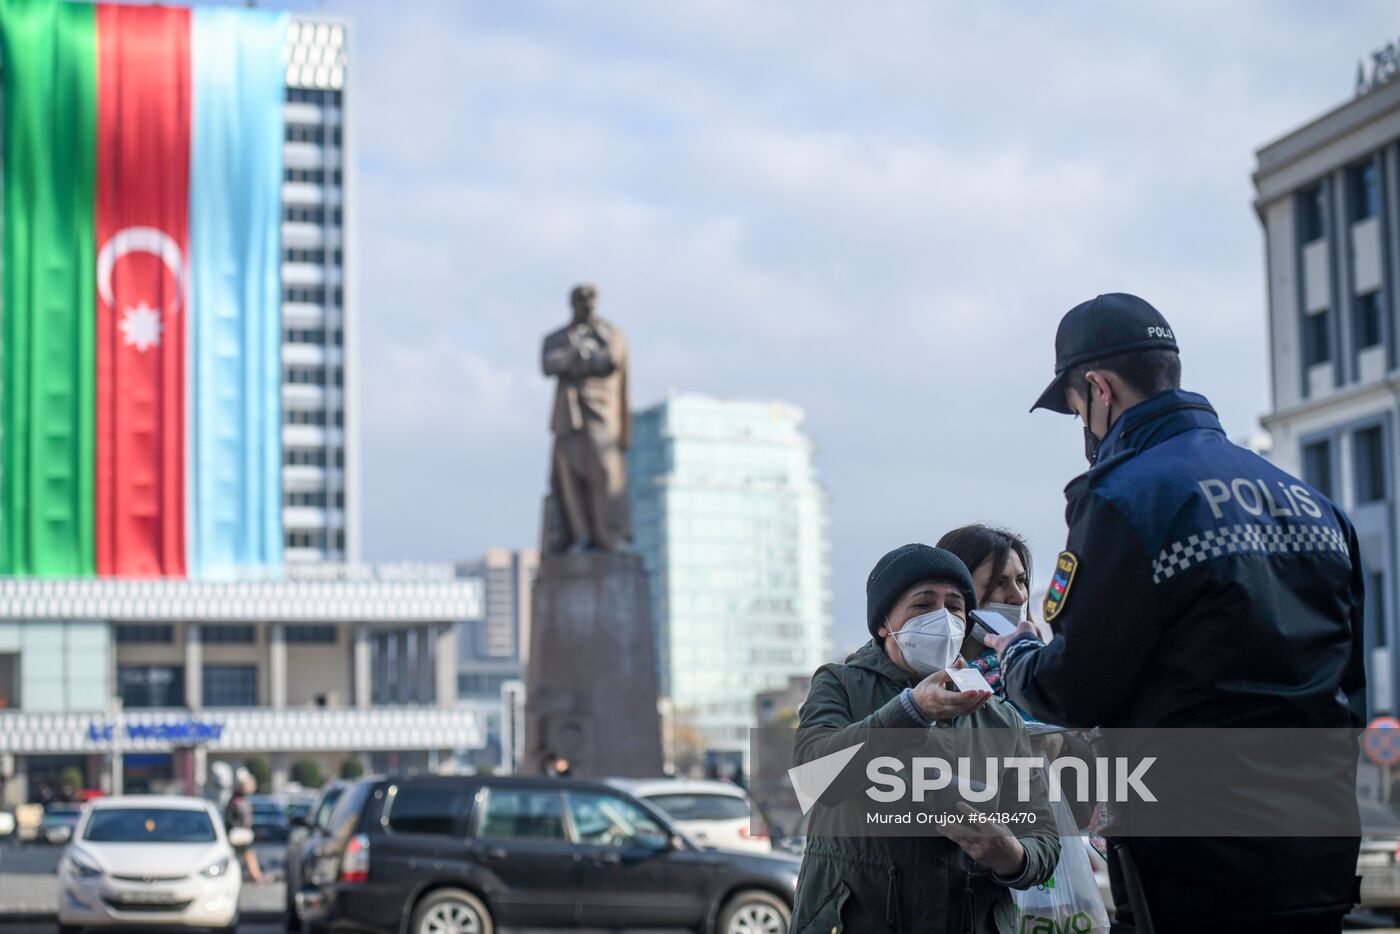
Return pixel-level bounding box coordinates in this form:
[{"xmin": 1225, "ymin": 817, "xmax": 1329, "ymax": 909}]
[
  {"xmin": 910, "ymin": 659, "xmax": 991, "ymax": 721},
  {"xmin": 946, "ymin": 802, "xmax": 1027, "ymax": 878}
]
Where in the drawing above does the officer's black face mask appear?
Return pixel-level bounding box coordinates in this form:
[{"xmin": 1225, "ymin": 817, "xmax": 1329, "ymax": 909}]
[{"xmin": 1081, "ymin": 386, "xmax": 1110, "ymax": 466}]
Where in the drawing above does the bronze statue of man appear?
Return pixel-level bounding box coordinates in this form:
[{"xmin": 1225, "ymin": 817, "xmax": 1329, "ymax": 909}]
[{"xmin": 540, "ymin": 284, "xmax": 632, "ymax": 554}]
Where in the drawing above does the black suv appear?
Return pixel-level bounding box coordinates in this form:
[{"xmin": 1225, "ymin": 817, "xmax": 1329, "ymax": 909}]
[
  {"xmin": 296, "ymin": 774, "xmax": 799, "ymax": 934},
  {"xmin": 285, "ymin": 779, "xmax": 354, "ymax": 931}
]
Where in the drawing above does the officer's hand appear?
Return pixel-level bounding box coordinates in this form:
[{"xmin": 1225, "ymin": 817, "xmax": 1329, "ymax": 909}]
[
  {"xmin": 910, "ymin": 659, "xmax": 991, "ymax": 721},
  {"xmin": 983, "ymin": 620, "xmax": 1040, "ymax": 659}
]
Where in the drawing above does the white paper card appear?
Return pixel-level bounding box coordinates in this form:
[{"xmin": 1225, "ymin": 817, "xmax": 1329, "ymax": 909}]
[{"xmin": 947, "ymin": 666, "xmax": 994, "ymax": 693}]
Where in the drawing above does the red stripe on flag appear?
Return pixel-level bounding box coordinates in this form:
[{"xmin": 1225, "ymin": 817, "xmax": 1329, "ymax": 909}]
[{"xmin": 95, "ymin": 5, "xmax": 190, "ymax": 577}]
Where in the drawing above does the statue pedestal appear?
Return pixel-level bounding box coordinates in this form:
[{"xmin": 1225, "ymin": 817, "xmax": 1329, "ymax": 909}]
[{"xmin": 523, "ymin": 551, "xmax": 663, "ymax": 777}]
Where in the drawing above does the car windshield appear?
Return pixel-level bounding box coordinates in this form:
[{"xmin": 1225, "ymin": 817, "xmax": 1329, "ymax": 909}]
[
  {"xmin": 646, "ymin": 793, "xmax": 750, "ymax": 821},
  {"xmin": 84, "ymin": 808, "xmax": 216, "ymax": 843},
  {"xmin": 314, "ymin": 788, "xmax": 345, "ymax": 830}
]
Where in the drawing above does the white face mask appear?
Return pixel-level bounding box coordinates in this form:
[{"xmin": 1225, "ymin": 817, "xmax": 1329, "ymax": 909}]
[
  {"xmin": 980, "ymin": 602, "xmax": 1025, "ymax": 625},
  {"xmin": 888, "ymin": 607, "xmax": 966, "ymax": 677}
]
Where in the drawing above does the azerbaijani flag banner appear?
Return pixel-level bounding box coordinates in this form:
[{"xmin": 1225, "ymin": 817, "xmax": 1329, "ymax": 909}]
[{"xmin": 0, "ymin": 0, "xmax": 287, "ymax": 579}]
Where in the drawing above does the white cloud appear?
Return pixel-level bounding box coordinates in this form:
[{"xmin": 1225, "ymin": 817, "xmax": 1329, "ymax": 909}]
[{"xmin": 310, "ymin": 0, "xmax": 1394, "ymax": 649}]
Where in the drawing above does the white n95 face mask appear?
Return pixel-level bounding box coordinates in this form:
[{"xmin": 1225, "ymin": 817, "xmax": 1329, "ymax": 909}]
[
  {"xmin": 890, "ymin": 607, "xmax": 966, "ymax": 677},
  {"xmin": 980, "ymin": 602, "xmax": 1025, "ymax": 625}
]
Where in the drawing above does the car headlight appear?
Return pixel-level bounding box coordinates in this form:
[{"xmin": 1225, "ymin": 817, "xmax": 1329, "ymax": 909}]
[
  {"xmin": 201, "ymin": 856, "xmax": 232, "ymax": 879},
  {"xmin": 65, "ymin": 851, "xmax": 103, "ymax": 879}
]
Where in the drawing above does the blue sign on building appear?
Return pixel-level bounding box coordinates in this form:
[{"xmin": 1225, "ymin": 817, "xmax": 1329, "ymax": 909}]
[{"xmin": 87, "ymin": 720, "xmax": 226, "ymax": 743}]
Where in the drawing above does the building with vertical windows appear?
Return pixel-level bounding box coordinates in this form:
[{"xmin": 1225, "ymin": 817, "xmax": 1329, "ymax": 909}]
[
  {"xmin": 1254, "ymin": 72, "xmax": 1400, "ymax": 716},
  {"xmin": 628, "ymin": 393, "xmax": 833, "ymax": 763},
  {"xmin": 452, "ymin": 549, "xmax": 537, "ymax": 770},
  {"xmin": 455, "ymin": 548, "xmax": 539, "ymax": 664},
  {"xmin": 281, "ymin": 19, "xmax": 358, "ymax": 564},
  {"xmin": 0, "ymin": 14, "xmax": 485, "ymax": 804}
]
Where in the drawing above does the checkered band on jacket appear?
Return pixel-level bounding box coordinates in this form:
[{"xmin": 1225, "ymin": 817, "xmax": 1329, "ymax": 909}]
[{"xmin": 1152, "ymin": 522, "xmax": 1350, "ymax": 584}]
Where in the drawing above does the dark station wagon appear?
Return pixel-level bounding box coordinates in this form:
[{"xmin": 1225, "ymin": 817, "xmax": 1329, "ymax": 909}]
[{"xmin": 296, "ymin": 774, "xmax": 800, "ymax": 934}]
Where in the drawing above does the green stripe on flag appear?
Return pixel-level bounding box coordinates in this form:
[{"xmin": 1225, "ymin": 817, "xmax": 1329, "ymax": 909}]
[{"xmin": 1, "ymin": 0, "xmax": 97, "ymax": 576}]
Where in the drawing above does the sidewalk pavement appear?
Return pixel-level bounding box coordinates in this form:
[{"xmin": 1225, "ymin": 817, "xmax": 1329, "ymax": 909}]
[{"xmin": 0, "ymin": 873, "xmax": 284, "ymax": 922}]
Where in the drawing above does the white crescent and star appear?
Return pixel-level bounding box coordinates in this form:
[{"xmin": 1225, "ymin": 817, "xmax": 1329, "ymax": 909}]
[{"xmin": 96, "ymin": 226, "xmax": 186, "ymax": 353}]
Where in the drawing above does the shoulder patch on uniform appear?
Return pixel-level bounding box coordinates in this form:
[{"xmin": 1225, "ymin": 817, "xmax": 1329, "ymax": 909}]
[{"xmin": 1043, "ymin": 551, "xmax": 1079, "ymax": 622}]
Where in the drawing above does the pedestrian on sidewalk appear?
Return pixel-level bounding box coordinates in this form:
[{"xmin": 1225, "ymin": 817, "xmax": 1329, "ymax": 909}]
[{"xmin": 225, "ymin": 769, "xmax": 263, "ymax": 883}]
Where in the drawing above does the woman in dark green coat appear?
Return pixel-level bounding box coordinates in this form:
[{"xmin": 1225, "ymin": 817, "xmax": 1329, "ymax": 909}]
[{"xmin": 789, "ymin": 544, "xmax": 1058, "ymax": 934}]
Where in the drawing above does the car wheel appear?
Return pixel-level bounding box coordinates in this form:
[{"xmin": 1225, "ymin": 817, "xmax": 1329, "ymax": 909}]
[
  {"xmin": 717, "ymin": 890, "xmax": 790, "ymax": 934},
  {"xmin": 410, "ymin": 887, "xmax": 494, "ymax": 934}
]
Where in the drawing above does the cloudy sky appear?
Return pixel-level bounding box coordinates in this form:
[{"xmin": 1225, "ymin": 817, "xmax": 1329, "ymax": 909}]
[{"xmin": 244, "ymin": 0, "xmax": 1387, "ymax": 652}]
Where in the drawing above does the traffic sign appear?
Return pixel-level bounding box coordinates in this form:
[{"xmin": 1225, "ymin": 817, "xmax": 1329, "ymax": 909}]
[{"xmin": 1364, "ymin": 716, "xmax": 1400, "ymax": 766}]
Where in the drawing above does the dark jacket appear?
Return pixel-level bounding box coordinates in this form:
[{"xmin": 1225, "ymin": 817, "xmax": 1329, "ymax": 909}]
[
  {"xmin": 790, "ymin": 640, "xmax": 1059, "ymax": 934},
  {"xmin": 1000, "ymin": 389, "xmax": 1365, "ymax": 925}
]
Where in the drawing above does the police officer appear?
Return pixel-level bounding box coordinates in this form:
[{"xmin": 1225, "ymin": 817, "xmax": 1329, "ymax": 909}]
[{"xmin": 984, "ymin": 293, "xmax": 1366, "ymax": 933}]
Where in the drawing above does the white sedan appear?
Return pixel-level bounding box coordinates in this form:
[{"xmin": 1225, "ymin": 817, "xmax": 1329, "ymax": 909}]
[
  {"xmin": 57, "ymin": 795, "xmax": 252, "ymax": 933},
  {"xmin": 612, "ymin": 778, "xmax": 772, "ymax": 854}
]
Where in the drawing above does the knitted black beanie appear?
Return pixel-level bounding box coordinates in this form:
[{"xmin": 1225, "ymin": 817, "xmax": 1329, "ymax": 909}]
[{"xmin": 866, "ymin": 544, "xmax": 978, "ymax": 638}]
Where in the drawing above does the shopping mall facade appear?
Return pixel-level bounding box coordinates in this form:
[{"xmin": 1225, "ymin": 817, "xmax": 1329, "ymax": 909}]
[{"xmin": 0, "ymin": 567, "xmax": 485, "ymax": 804}]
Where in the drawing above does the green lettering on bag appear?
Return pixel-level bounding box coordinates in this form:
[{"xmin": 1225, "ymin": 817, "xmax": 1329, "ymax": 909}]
[{"xmin": 1017, "ymin": 912, "xmax": 1096, "ymax": 934}]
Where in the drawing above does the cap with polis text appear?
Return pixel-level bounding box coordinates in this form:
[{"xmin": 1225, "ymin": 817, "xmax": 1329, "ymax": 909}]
[{"xmin": 1030, "ymin": 293, "xmax": 1179, "ymax": 414}]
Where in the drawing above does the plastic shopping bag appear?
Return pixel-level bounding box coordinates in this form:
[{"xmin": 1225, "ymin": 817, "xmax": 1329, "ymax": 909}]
[{"xmin": 1010, "ymin": 797, "xmax": 1111, "ymax": 933}]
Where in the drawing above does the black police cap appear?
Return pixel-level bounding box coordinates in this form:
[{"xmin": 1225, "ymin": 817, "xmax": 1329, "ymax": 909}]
[{"xmin": 1030, "ymin": 293, "xmax": 1179, "ymax": 415}]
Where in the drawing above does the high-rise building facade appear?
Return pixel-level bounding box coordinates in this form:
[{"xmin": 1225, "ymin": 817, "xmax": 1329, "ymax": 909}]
[
  {"xmin": 281, "ymin": 19, "xmax": 358, "ymax": 564},
  {"xmin": 455, "ymin": 548, "xmax": 539, "ymax": 663},
  {"xmin": 452, "ymin": 549, "xmax": 536, "ymax": 770},
  {"xmin": 628, "ymin": 394, "xmax": 833, "ymax": 757},
  {"xmin": 1254, "ymin": 68, "xmax": 1400, "ymax": 715}
]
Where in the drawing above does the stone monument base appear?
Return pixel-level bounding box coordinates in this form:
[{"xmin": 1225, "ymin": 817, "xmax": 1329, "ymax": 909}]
[{"xmin": 523, "ymin": 551, "xmax": 663, "ymax": 777}]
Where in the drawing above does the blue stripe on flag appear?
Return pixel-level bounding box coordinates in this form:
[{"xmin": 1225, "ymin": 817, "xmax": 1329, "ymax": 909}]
[{"xmin": 188, "ymin": 8, "xmax": 287, "ymax": 579}]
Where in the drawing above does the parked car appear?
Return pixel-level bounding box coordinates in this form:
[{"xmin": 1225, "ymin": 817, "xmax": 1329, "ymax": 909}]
[
  {"xmin": 610, "ymin": 778, "xmax": 771, "ymax": 854},
  {"xmin": 296, "ymin": 774, "xmax": 800, "ymax": 934},
  {"xmin": 247, "ymin": 794, "xmax": 290, "ymax": 844},
  {"xmin": 284, "ymin": 781, "xmax": 352, "ymax": 932},
  {"xmin": 772, "ymin": 834, "xmax": 805, "ymax": 857},
  {"xmin": 286, "ymin": 793, "xmax": 316, "ymax": 829},
  {"xmin": 57, "ymin": 794, "xmax": 253, "ymax": 933},
  {"xmin": 40, "ymin": 804, "xmax": 84, "ymax": 845},
  {"xmin": 1357, "ymin": 797, "xmax": 1400, "ymax": 919}
]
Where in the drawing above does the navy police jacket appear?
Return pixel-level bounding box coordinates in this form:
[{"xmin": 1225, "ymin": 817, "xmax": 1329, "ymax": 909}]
[{"xmin": 1001, "ymin": 389, "xmax": 1366, "ymax": 925}]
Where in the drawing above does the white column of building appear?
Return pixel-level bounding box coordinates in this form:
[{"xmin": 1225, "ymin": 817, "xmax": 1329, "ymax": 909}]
[
  {"xmin": 185, "ymin": 624, "xmax": 202, "ymax": 710},
  {"xmin": 372, "ymin": 632, "xmax": 389, "ymax": 705},
  {"xmin": 353, "ymin": 624, "xmax": 372, "ymax": 709},
  {"xmin": 269, "ymin": 624, "xmax": 287, "ymax": 709},
  {"xmin": 272, "ymin": 753, "xmax": 289, "ymax": 794},
  {"xmin": 433, "ymin": 623, "xmax": 457, "ymax": 708}
]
